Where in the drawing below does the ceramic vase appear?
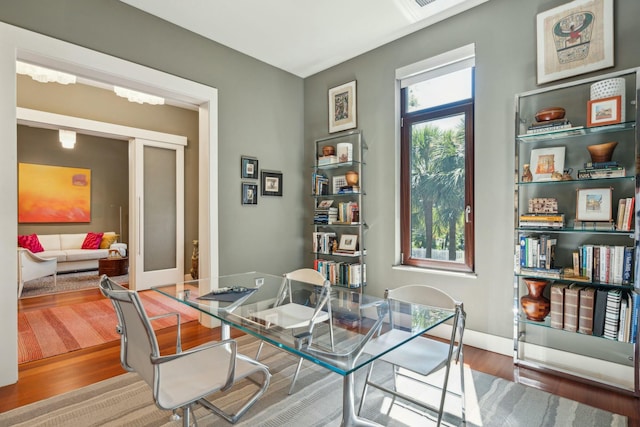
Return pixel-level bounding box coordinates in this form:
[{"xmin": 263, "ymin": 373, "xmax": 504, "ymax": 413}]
[
  {"xmin": 520, "ymin": 278, "xmax": 550, "ymax": 321},
  {"xmin": 345, "ymin": 170, "xmax": 359, "ymax": 186}
]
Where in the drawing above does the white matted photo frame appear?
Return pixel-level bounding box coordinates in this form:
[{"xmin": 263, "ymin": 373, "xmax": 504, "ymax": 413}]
[
  {"xmin": 261, "ymin": 170, "xmax": 283, "ymax": 196},
  {"xmin": 241, "ymin": 156, "xmax": 258, "ymax": 179},
  {"xmin": 536, "ymin": 0, "xmax": 613, "ymax": 85},
  {"xmin": 586, "ymin": 95, "xmax": 622, "ymax": 127},
  {"xmin": 530, "ymin": 146, "xmax": 565, "ymax": 182},
  {"xmin": 329, "ymin": 80, "xmax": 357, "ymax": 133},
  {"xmin": 575, "ymin": 187, "xmax": 612, "ymax": 221},
  {"xmin": 338, "ymin": 234, "xmax": 358, "ymax": 252}
]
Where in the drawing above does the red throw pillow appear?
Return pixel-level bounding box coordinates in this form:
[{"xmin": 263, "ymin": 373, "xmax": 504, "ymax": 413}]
[
  {"xmin": 18, "ymin": 234, "xmax": 44, "ymax": 253},
  {"xmin": 81, "ymin": 232, "xmax": 104, "ymax": 249}
]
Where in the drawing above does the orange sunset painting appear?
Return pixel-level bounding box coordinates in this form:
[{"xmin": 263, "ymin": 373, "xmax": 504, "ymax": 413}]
[{"xmin": 18, "ymin": 163, "xmax": 91, "ymax": 223}]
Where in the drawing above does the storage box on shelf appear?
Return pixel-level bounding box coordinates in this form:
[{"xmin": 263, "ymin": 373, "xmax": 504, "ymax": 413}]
[
  {"xmin": 514, "ymin": 68, "xmax": 639, "ymax": 396},
  {"xmin": 312, "ymin": 130, "xmax": 367, "ymax": 291}
]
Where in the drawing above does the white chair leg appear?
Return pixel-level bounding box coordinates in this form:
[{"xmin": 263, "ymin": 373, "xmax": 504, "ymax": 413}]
[
  {"xmin": 288, "ymin": 357, "xmax": 305, "ymax": 395},
  {"xmin": 255, "ymin": 341, "xmax": 265, "ymax": 360}
]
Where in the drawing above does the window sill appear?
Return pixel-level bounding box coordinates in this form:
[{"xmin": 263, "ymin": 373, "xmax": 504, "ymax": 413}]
[{"xmin": 391, "ymin": 264, "xmax": 477, "ymax": 279}]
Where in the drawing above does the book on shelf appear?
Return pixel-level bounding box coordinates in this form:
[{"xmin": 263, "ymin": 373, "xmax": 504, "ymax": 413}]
[
  {"xmin": 618, "ymin": 293, "xmax": 631, "ymax": 342},
  {"xmin": 337, "ymin": 185, "xmax": 360, "ymax": 194},
  {"xmin": 631, "ymin": 292, "xmax": 639, "ymax": 344},
  {"xmin": 550, "ymin": 283, "xmax": 568, "ymax": 329},
  {"xmin": 620, "ymin": 197, "xmax": 635, "ymax": 231},
  {"xmin": 577, "ymin": 287, "xmax": 596, "ymax": 335},
  {"xmin": 603, "ymin": 289, "xmax": 622, "ymax": 340},
  {"xmin": 622, "ymin": 246, "xmax": 633, "ymax": 284},
  {"xmin": 584, "ymin": 160, "xmax": 620, "ymax": 169},
  {"xmin": 572, "ymin": 220, "xmax": 615, "ymax": 231},
  {"xmin": 577, "ymin": 244, "xmax": 631, "ymax": 285},
  {"xmin": 525, "ymin": 120, "xmax": 574, "ymax": 134},
  {"xmin": 519, "ymin": 267, "xmax": 562, "ymax": 279},
  {"xmin": 593, "ymin": 288, "xmax": 609, "ymax": 337},
  {"xmin": 317, "ymin": 155, "xmax": 338, "ymax": 166},
  {"xmin": 563, "ymin": 284, "xmax": 583, "ymax": 333},
  {"xmin": 519, "ymin": 124, "xmax": 583, "ymax": 136},
  {"xmin": 519, "ymin": 213, "xmax": 564, "ymax": 228},
  {"xmin": 577, "ymin": 166, "xmax": 625, "ymax": 179}
]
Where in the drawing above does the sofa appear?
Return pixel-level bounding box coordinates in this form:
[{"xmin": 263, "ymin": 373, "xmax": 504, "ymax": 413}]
[{"xmin": 17, "ymin": 232, "xmax": 123, "ymax": 297}]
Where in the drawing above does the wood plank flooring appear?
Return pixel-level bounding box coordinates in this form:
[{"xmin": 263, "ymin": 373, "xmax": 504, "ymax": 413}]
[{"xmin": 1, "ymin": 288, "xmax": 638, "ymax": 425}]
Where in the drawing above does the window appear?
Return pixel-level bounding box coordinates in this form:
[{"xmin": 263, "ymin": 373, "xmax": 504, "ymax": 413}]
[{"xmin": 398, "ymin": 45, "xmax": 475, "ymax": 272}]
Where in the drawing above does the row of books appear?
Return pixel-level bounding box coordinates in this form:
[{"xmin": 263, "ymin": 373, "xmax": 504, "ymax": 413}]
[
  {"xmin": 314, "ymin": 259, "xmax": 366, "ymax": 288},
  {"xmin": 573, "ymin": 244, "xmax": 633, "ymax": 285},
  {"xmin": 312, "ymin": 232, "xmax": 337, "ymax": 254},
  {"xmin": 549, "ymin": 284, "xmax": 639, "ymax": 343},
  {"xmin": 615, "ymin": 197, "xmax": 635, "ymax": 231},
  {"xmin": 577, "ymin": 166, "xmax": 625, "ymax": 179},
  {"xmin": 518, "ymin": 234, "xmax": 557, "ymax": 270},
  {"xmin": 312, "ymin": 173, "xmax": 330, "ymax": 196}
]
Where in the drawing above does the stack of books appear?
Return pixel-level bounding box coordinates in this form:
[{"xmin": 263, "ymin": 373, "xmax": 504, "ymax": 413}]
[
  {"xmin": 519, "ymin": 213, "xmax": 564, "ymax": 228},
  {"xmin": 337, "ymin": 185, "xmax": 360, "ymax": 194},
  {"xmin": 525, "ymin": 119, "xmax": 575, "ymax": 134},
  {"xmin": 314, "ymin": 200, "xmax": 337, "ymax": 224},
  {"xmin": 616, "ymin": 197, "xmax": 635, "ymax": 231},
  {"xmin": 317, "ymin": 155, "xmax": 338, "ymax": 166},
  {"xmin": 577, "ymin": 161, "xmax": 625, "ymax": 179}
]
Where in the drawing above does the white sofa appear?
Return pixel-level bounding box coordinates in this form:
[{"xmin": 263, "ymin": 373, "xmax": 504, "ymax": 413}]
[{"xmin": 36, "ymin": 233, "xmax": 114, "ymax": 272}]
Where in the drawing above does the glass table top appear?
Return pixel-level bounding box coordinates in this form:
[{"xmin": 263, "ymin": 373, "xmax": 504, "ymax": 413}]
[{"xmin": 152, "ymin": 271, "xmax": 455, "ymax": 376}]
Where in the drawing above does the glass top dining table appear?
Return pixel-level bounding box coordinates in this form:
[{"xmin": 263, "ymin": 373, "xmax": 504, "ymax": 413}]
[{"xmin": 152, "ymin": 271, "xmax": 455, "ymax": 427}]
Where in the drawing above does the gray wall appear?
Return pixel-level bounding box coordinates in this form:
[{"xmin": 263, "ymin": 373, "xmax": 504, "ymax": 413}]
[
  {"xmin": 1, "ymin": 0, "xmax": 306, "ymax": 276},
  {"xmin": 17, "ymin": 126, "xmax": 129, "ymax": 239},
  {"xmin": 304, "ymin": 0, "xmax": 640, "ymax": 339}
]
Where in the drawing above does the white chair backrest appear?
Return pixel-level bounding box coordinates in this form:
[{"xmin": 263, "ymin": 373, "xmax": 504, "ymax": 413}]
[
  {"xmin": 387, "ymin": 285, "xmax": 456, "ymax": 310},
  {"xmin": 285, "ymin": 268, "xmax": 328, "ymax": 287},
  {"xmin": 99, "ymin": 275, "xmax": 158, "ymax": 387}
]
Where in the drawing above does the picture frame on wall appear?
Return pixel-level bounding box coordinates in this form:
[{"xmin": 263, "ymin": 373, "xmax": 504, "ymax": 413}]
[
  {"xmin": 261, "ymin": 170, "xmax": 283, "ymax": 196},
  {"xmin": 328, "ymin": 80, "xmax": 357, "ymax": 133},
  {"xmin": 529, "ymin": 146, "xmax": 565, "ymax": 182},
  {"xmin": 536, "ymin": 0, "xmax": 613, "ymax": 84},
  {"xmin": 586, "ymin": 95, "xmax": 622, "ymax": 127},
  {"xmin": 241, "ymin": 156, "xmax": 259, "ymax": 179},
  {"xmin": 575, "ymin": 187, "xmax": 612, "ymax": 221},
  {"xmin": 241, "ymin": 182, "xmax": 258, "ymax": 205}
]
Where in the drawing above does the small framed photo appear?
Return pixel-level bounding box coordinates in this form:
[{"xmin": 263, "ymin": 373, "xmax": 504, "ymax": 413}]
[
  {"xmin": 333, "ymin": 175, "xmax": 347, "ymax": 194},
  {"xmin": 241, "ymin": 182, "xmax": 258, "ymax": 205},
  {"xmin": 241, "ymin": 156, "xmax": 259, "ymax": 179},
  {"xmin": 338, "ymin": 234, "xmax": 358, "ymax": 252},
  {"xmin": 261, "ymin": 170, "xmax": 283, "ymax": 196},
  {"xmin": 576, "ymin": 187, "xmax": 612, "ymax": 221},
  {"xmin": 329, "ymin": 80, "xmax": 357, "ymax": 133},
  {"xmin": 586, "ymin": 95, "xmax": 622, "ymax": 127},
  {"xmin": 530, "ymin": 146, "xmax": 565, "ymax": 182}
]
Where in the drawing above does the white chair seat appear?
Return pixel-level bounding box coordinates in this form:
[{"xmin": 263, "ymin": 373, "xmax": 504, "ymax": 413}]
[
  {"xmin": 253, "ymin": 302, "xmax": 330, "ymax": 329},
  {"xmin": 364, "ymin": 329, "xmax": 454, "ymax": 376}
]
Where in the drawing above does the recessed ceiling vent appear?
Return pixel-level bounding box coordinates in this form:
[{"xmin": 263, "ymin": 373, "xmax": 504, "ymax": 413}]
[{"xmin": 415, "ymin": 0, "xmax": 437, "ymax": 6}]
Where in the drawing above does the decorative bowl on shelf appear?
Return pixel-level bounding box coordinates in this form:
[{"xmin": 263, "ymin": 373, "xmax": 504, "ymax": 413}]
[
  {"xmin": 534, "ymin": 107, "xmax": 565, "ymax": 122},
  {"xmin": 587, "ymin": 141, "xmax": 618, "ymax": 163}
]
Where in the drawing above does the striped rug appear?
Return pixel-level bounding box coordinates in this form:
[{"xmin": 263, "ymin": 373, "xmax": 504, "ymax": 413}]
[
  {"xmin": 1, "ymin": 335, "xmax": 628, "ymax": 427},
  {"xmin": 18, "ymin": 291, "xmax": 199, "ymax": 364}
]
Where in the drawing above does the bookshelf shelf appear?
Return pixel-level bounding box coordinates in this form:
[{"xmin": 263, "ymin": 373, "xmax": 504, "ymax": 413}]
[
  {"xmin": 514, "ymin": 68, "xmax": 639, "ymax": 396},
  {"xmin": 312, "ymin": 130, "xmax": 367, "ymax": 290}
]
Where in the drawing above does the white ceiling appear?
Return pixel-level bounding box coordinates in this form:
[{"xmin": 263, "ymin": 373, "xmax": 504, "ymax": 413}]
[{"xmin": 120, "ymin": 0, "xmax": 489, "ymax": 78}]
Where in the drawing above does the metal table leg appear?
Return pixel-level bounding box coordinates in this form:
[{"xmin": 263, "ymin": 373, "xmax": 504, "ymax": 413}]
[{"xmin": 340, "ymin": 373, "xmax": 380, "ymax": 427}]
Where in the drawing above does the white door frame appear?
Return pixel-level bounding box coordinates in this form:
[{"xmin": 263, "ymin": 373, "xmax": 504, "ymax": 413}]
[{"xmin": 0, "ymin": 22, "xmax": 219, "ymax": 387}]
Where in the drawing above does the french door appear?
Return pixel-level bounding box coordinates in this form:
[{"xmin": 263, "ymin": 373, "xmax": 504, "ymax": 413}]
[{"xmin": 130, "ymin": 138, "xmax": 185, "ymax": 290}]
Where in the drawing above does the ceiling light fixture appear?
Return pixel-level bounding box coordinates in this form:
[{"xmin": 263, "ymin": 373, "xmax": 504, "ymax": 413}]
[
  {"xmin": 113, "ymin": 86, "xmax": 165, "ymax": 105},
  {"xmin": 16, "ymin": 61, "xmax": 76, "ymax": 85},
  {"xmin": 59, "ymin": 129, "xmax": 76, "ymax": 149}
]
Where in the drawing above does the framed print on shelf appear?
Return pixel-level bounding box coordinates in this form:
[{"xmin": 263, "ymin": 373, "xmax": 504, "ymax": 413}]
[
  {"xmin": 329, "ymin": 80, "xmax": 357, "ymax": 133},
  {"xmin": 241, "ymin": 182, "xmax": 258, "ymax": 205},
  {"xmin": 261, "ymin": 170, "xmax": 283, "ymax": 196},
  {"xmin": 575, "ymin": 187, "xmax": 612, "ymax": 221},
  {"xmin": 338, "ymin": 234, "xmax": 358, "ymax": 252},
  {"xmin": 241, "ymin": 156, "xmax": 259, "ymax": 179},
  {"xmin": 536, "ymin": 0, "xmax": 613, "ymax": 84},
  {"xmin": 530, "ymin": 146, "xmax": 565, "ymax": 182},
  {"xmin": 586, "ymin": 95, "xmax": 622, "ymax": 127}
]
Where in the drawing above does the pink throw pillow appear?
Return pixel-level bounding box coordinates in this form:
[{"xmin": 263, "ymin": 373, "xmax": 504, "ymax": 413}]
[
  {"xmin": 81, "ymin": 232, "xmax": 104, "ymax": 249},
  {"xmin": 18, "ymin": 234, "xmax": 44, "ymax": 253}
]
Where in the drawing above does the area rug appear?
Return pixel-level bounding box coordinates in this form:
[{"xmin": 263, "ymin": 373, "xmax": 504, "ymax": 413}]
[
  {"xmin": 20, "ymin": 270, "xmax": 128, "ymax": 298},
  {"xmin": 1, "ymin": 335, "xmax": 627, "ymax": 427},
  {"xmin": 18, "ymin": 291, "xmax": 198, "ymax": 364}
]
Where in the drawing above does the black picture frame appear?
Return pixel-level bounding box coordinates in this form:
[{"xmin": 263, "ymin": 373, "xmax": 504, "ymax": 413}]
[
  {"xmin": 241, "ymin": 156, "xmax": 259, "ymax": 179},
  {"xmin": 261, "ymin": 170, "xmax": 283, "ymax": 196},
  {"xmin": 241, "ymin": 182, "xmax": 258, "ymax": 205}
]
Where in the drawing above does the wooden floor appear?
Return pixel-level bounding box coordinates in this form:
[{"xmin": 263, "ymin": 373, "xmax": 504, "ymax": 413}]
[{"xmin": 1, "ymin": 288, "xmax": 638, "ymax": 425}]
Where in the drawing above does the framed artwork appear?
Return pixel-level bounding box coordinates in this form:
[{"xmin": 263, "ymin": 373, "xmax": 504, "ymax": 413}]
[
  {"xmin": 530, "ymin": 146, "xmax": 565, "ymax": 182},
  {"xmin": 18, "ymin": 163, "xmax": 91, "ymax": 223},
  {"xmin": 241, "ymin": 156, "xmax": 259, "ymax": 179},
  {"xmin": 586, "ymin": 95, "xmax": 622, "ymax": 127},
  {"xmin": 576, "ymin": 187, "xmax": 612, "ymax": 221},
  {"xmin": 328, "ymin": 80, "xmax": 357, "ymax": 133},
  {"xmin": 261, "ymin": 170, "xmax": 283, "ymax": 196},
  {"xmin": 338, "ymin": 234, "xmax": 358, "ymax": 252},
  {"xmin": 536, "ymin": 0, "xmax": 613, "ymax": 84},
  {"xmin": 241, "ymin": 182, "xmax": 258, "ymax": 205}
]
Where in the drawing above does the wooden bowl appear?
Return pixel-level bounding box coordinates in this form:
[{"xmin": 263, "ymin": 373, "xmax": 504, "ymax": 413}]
[
  {"xmin": 587, "ymin": 141, "xmax": 618, "ymax": 163},
  {"xmin": 535, "ymin": 107, "xmax": 565, "ymax": 122}
]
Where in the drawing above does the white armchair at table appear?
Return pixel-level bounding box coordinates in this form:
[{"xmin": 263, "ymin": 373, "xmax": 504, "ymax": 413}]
[{"xmin": 17, "ymin": 248, "xmax": 57, "ymax": 298}]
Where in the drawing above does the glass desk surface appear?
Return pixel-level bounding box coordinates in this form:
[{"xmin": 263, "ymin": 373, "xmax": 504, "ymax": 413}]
[{"xmin": 152, "ymin": 271, "xmax": 455, "ymax": 377}]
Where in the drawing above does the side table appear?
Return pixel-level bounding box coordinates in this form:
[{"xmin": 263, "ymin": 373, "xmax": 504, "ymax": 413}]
[{"xmin": 99, "ymin": 257, "xmax": 129, "ymax": 276}]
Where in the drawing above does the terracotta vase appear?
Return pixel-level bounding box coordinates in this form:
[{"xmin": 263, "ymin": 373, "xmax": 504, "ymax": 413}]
[{"xmin": 520, "ymin": 278, "xmax": 550, "ymax": 321}]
